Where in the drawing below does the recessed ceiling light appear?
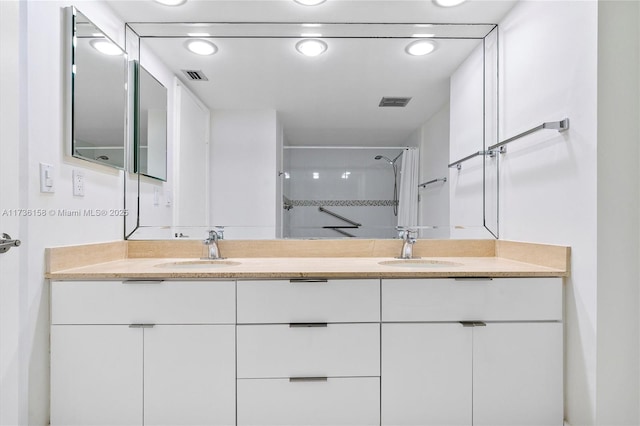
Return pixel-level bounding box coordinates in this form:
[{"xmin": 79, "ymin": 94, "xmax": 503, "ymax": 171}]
[
  {"xmin": 294, "ymin": 0, "xmax": 327, "ymax": 6},
  {"xmin": 295, "ymin": 39, "xmax": 327, "ymax": 57},
  {"xmin": 185, "ymin": 39, "xmax": 217, "ymax": 56},
  {"xmin": 153, "ymin": 0, "xmax": 187, "ymax": 6},
  {"xmin": 89, "ymin": 39, "xmax": 123, "ymax": 56},
  {"xmin": 433, "ymin": 0, "xmax": 466, "ymax": 7},
  {"xmin": 301, "ymin": 33, "xmax": 323, "ymax": 37},
  {"xmin": 405, "ymin": 40, "xmax": 437, "ymax": 56}
]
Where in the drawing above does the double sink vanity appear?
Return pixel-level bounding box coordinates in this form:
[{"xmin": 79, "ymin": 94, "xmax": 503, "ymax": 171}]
[{"xmin": 46, "ymin": 238, "xmax": 569, "ymax": 426}]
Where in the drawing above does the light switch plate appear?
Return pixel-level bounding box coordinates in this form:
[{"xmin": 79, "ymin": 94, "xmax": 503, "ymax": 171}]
[
  {"xmin": 72, "ymin": 169, "xmax": 84, "ymax": 197},
  {"xmin": 39, "ymin": 163, "xmax": 55, "ymax": 193}
]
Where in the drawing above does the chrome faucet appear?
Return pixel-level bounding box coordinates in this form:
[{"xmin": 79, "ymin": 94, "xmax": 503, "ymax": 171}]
[
  {"xmin": 397, "ymin": 229, "xmax": 418, "ymax": 259},
  {"xmin": 203, "ymin": 229, "xmax": 224, "ymax": 259}
]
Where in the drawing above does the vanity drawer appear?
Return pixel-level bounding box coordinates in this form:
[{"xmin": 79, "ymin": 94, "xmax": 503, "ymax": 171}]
[
  {"xmin": 382, "ymin": 277, "xmax": 562, "ymax": 322},
  {"xmin": 237, "ymin": 279, "xmax": 380, "ymax": 323},
  {"xmin": 51, "ymin": 280, "xmax": 235, "ymax": 325},
  {"xmin": 237, "ymin": 323, "xmax": 380, "ymax": 379},
  {"xmin": 237, "ymin": 377, "xmax": 380, "ymax": 426}
]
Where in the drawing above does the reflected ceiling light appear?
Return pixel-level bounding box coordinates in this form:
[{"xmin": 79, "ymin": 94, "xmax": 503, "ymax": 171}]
[
  {"xmin": 301, "ymin": 33, "xmax": 323, "ymax": 37},
  {"xmin": 405, "ymin": 39, "xmax": 437, "ymax": 56},
  {"xmin": 302, "ymin": 23, "xmax": 322, "ymax": 27},
  {"xmin": 153, "ymin": 0, "xmax": 187, "ymax": 6},
  {"xmin": 185, "ymin": 39, "xmax": 217, "ymax": 56},
  {"xmin": 89, "ymin": 39, "xmax": 123, "ymax": 56},
  {"xmin": 412, "ymin": 33, "xmax": 435, "ymax": 38},
  {"xmin": 187, "ymin": 32, "xmax": 211, "ymax": 37},
  {"xmin": 295, "ymin": 39, "xmax": 327, "ymax": 57},
  {"xmin": 294, "ymin": 0, "xmax": 327, "ymax": 5},
  {"xmin": 433, "ymin": 0, "xmax": 466, "ymax": 7}
]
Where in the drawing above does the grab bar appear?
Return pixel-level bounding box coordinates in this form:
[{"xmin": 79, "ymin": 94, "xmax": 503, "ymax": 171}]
[
  {"xmin": 318, "ymin": 207, "xmax": 361, "ymax": 227},
  {"xmin": 488, "ymin": 118, "xmax": 569, "ymax": 153},
  {"xmin": 419, "ymin": 177, "xmax": 447, "ymax": 188}
]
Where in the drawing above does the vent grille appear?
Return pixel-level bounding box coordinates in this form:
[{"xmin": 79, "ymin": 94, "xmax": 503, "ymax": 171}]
[
  {"xmin": 379, "ymin": 97, "xmax": 412, "ymax": 107},
  {"xmin": 181, "ymin": 69, "xmax": 208, "ymax": 81}
]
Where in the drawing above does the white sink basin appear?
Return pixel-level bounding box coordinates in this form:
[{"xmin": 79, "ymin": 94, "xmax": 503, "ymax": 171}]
[
  {"xmin": 155, "ymin": 260, "xmax": 241, "ymax": 269},
  {"xmin": 379, "ymin": 259, "xmax": 462, "ymax": 268}
]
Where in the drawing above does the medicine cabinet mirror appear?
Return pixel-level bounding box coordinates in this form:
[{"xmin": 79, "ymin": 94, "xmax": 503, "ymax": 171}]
[
  {"xmin": 133, "ymin": 62, "xmax": 168, "ymax": 181},
  {"xmin": 68, "ymin": 7, "xmax": 127, "ymax": 169}
]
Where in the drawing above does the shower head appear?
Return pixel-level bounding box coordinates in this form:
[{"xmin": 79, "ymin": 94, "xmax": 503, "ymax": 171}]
[{"xmin": 374, "ymin": 152, "xmax": 403, "ymax": 165}]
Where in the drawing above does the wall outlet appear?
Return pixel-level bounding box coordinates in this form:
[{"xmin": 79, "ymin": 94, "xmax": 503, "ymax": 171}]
[
  {"xmin": 153, "ymin": 187, "xmax": 160, "ymax": 206},
  {"xmin": 72, "ymin": 170, "xmax": 85, "ymax": 197},
  {"xmin": 39, "ymin": 163, "xmax": 55, "ymax": 193}
]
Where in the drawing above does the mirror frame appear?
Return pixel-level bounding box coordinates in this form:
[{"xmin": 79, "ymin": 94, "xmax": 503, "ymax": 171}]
[{"xmin": 123, "ymin": 22, "xmax": 500, "ymax": 240}]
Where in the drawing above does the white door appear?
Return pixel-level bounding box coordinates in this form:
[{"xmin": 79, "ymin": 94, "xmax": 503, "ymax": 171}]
[
  {"xmin": 473, "ymin": 322, "xmax": 563, "ymax": 426},
  {"xmin": 0, "ymin": 2, "xmax": 25, "ymax": 424},
  {"xmin": 382, "ymin": 323, "xmax": 472, "ymax": 426},
  {"xmin": 143, "ymin": 325, "xmax": 236, "ymax": 426},
  {"xmin": 173, "ymin": 81, "xmax": 209, "ymax": 228},
  {"xmin": 50, "ymin": 326, "xmax": 143, "ymax": 426}
]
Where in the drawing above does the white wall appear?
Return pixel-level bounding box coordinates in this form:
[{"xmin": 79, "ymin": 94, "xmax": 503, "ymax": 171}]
[
  {"xmin": 595, "ymin": 1, "xmax": 639, "ymax": 424},
  {"xmin": 19, "ymin": 2, "xmax": 129, "ymax": 424},
  {"xmin": 210, "ymin": 109, "xmax": 279, "ymax": 239},
  {"xmin": 419, "ymin": 103, "xmax": 450, "ymax": 238},
  {"xmin": 497, "ymin": 1, "xmax": 598, "ymax": 424}
]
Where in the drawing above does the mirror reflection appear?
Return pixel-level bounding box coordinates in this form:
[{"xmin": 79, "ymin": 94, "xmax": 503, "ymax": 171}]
[
  {"xmin": 71, "ymin": 8, "xmax": 127, "ymax": 169},
  {"xmin": 135, "ymin": 63, "xmax": 168, "ymax": 181},
  {"xmin": 125, "ymin": 22, "xmax": 498, "ymax": 240}
]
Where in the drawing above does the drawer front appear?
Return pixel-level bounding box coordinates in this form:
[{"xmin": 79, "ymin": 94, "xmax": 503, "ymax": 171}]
[
  {"xmin": 382, "ymin": 277, "xmax": 562, "ymax": 322},
  {"xmin": 237, "ymin": 377, "xmax": 380, "ymax": 426},
  {"xmin": 237, "ymin": 323, "xmax": 380, "ymax": 378},
  {"xmin": 51, "ymin": 280, "xmax": 235, "ymax": 325},
  {"xmin": 237, "ymin": 279, "xmax": 380, "ymax": 323}
]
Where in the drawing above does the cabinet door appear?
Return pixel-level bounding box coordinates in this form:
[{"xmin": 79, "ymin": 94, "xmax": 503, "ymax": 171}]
[
  {"xmin": 143, "ymin": 325, "xmax": 235, "ymax": 426},
  {"xmin": 51, "ymin": 325, "xmax": 143, "ymax": 426},
  {"xmin": 382, "ymin": 323, "xmax": 472, "ymax": 426},
  {"xmin": 473, "ymin": 322, "xmax": 563, "ymax": 426}
]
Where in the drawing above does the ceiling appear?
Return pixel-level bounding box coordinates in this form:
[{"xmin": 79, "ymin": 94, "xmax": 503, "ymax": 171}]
[{"xmin": 106, "ymin": 0, "xmax": 518, "ymax": 146}]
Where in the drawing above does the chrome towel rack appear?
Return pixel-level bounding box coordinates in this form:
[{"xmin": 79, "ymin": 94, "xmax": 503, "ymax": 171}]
[
  {"xmin": 418, "ymin": 177, "xmax": 447, "ymax": 188},
  {"xmin": 488, "ymin": 118, "xmax": 569, "ymax": 153},
  {"xmin": 449, "ymin": 118, "xmax": 570, "ymax": 170}
]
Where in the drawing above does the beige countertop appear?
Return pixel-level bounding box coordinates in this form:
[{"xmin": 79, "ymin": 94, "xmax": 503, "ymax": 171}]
[{"xmin": 46, "ymin": 255, "xmax": 567, "ymax": 280}]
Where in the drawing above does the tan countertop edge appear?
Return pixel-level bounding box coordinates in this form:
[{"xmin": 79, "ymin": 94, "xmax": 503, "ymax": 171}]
[{"xmin": 45, "ymin": 239, "xmax": 569, "ymax": 279}]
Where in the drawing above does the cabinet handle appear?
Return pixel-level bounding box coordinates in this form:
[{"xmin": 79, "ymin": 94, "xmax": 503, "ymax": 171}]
[
  {"xmin": 122, "ymin": 280, "xmax": 164, "ymax": 284},
  {"xmin": 453, "ymin": 277, "xmax": 493, "ymax": 281},
  {"xmin": 128, "ymin": 324, "xmax": 155, "ymax": 328},
  {"xmin": 289, "ymin": 377, "xmax": 328, "ymax": 382},
  {"xmin": 459, "ymin": 321, "xmax": 487, "ymax": 327},
  {"xmin": 289, "ymin": 323, "xmax": 328, "ymax": 328},
  {"xmin": 289, "ymin": 279, "xmax": 328, "ymax": 283}
]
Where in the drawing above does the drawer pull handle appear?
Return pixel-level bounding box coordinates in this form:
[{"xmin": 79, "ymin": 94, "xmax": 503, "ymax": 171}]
[
  {"xmin": 289, "ymin": 279, "xmax": 328, "ymax": 283},
  {"xmin": 289, "ymin": 377, "xmax": 328, "ymax": 382},
  {"xmin": 129, "ymin": 324, "xmax": 156, "ymax": 328},
  {"xmin": 453, "ymin": 277, "xmax": 493, "ymax": 281},
  {"xmin": 289, "ymin": 323, "xmax": 328, "ymax": 328},
  {"xmin": 123, "ymin": 280, "xmax": 164, "ymax": 284},
  {"xmin": 460, "ymin": 321, "xmax": 487, "ymax": 327}
]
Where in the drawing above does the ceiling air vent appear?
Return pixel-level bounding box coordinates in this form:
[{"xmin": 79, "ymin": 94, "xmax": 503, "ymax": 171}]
[
  {"xmin": 181, "ymin": 69, "xmax": 208, "ymax": 81},
  {"xmin": 379, "ymin": 97, "xmax": 412, "ymax": 107}
]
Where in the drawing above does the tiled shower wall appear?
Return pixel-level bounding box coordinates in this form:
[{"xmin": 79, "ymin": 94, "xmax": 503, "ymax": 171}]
[{"xmin": 283, "ymin": 148, "xmax": 404, "ymax": 238}]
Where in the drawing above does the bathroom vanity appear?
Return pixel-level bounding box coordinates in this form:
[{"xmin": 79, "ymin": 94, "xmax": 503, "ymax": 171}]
[{"xmin": 46, "ymin": 239, "xmax": 568, "ymax": 426}]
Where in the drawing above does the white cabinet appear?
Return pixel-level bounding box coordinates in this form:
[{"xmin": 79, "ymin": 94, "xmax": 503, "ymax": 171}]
[
  {"xmin": 50, "ymin": 326, "xmax": 143, "ymax": 426},
  {"xmin": 381, "ymin": 278, "xmax": 563, "ymax": 426},
  {"xmin": 50, "ymin": 280, "xmax": 236, "ymax": 426},
  {"xmin": 236, "ymin": 278, "xmax": 381, "ymax": 426}
]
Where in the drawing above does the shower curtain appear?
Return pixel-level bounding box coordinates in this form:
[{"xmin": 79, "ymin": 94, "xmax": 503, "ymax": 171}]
[{"xmin": 397, "ymin": 147, "xmax": 419, "ymax": 229}]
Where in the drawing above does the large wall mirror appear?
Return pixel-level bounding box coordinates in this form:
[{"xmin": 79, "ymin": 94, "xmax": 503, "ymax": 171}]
[
  {"xmin": 69, "ymin": 7, "xmax": 127, "ymax": 169},
  {"xmin": 134, "ymin": 62, "xmax": 168, "ymax": 181},
  {"xmin": 122, "ymin": 20, "xmax": 500, "ymax": 240}
]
